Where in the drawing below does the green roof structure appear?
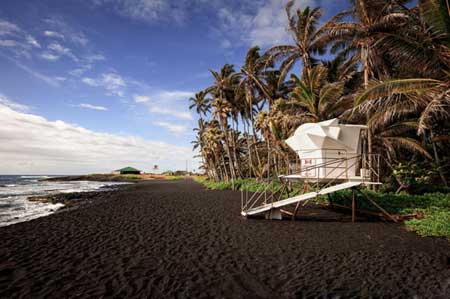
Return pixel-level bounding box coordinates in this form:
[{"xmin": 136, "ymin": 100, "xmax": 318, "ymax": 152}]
[{"xmin": 115, "ymin": 166, "xmax": 141, "ymax": 174}]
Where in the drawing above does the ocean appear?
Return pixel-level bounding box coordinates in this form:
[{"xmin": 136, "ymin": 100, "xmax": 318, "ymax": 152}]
[{"xmin": 0, "ymin": 175, "xmax": 129, "ymax": 227}]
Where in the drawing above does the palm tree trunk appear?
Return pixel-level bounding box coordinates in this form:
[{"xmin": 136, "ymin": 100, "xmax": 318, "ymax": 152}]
[
  {"xmin": 211, "ymin": 157, "xmax": 220, "ymax": 181},
  {"xmin": 250, "ymin": 105, "xmax": 261, "ymax": 167},
  {"xmin": 303, "ymin": 53, "xmax": 312, "ymax": 77},
  {"xmin": 220, "ymin": 153, "xmax": 229, "ymax": 181},
  {"xmin": 243, "ymin": 117, "xmax": 255, "ymax": 178},
  {"xmin": 232, "ymin": 118, "xmax": 242, "ymax": 178},
  {"xmin": 252, "ymin": 127, "xmax": 261, "ymax": 166},
  {"xmin": 221, "ymin": 121, "xmax": 236, "ymax": 188},
  {"xmin": 430, "ymin": 131, "xmax": 448, "ymax": 187},
  {"xmin": 362, "ymin": 44, "xmax": 374, "ymax": 188}
]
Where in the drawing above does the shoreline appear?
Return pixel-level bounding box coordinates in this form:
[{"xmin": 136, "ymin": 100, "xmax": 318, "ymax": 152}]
[
  {"xmin": 1, "ymin": 180, "xmax": 450, "ymax": 298},
  {"xmin": 43, "ymin": 173, "xmax": 180, "ymax": 183},
  {"xmin": 27, "ymin": 183, "xmax": 132, "ymax": 208},
  {"xmin": 0, "ymin": 179, "xmax": 134, "ymax": 227},
  {"xmin": 43, "ymin": 174, "xmax": 145, "ymax": 182}
]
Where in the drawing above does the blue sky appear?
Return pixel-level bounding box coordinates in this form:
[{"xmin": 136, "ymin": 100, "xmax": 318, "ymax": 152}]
[{"xmin": 0, "ymin": 0, "xmax": 348, "ymax": 174}]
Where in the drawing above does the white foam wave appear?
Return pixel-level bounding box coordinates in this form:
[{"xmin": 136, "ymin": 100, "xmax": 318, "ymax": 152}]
[{"xmin": 0, "ymin": 180, "xmax": 129, "ymax": 227}]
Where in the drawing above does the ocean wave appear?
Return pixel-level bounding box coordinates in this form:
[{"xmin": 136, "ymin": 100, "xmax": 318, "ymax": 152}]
[{"xmin": 0, "ymin": 180, "xmax": 129, "ymax": 227}]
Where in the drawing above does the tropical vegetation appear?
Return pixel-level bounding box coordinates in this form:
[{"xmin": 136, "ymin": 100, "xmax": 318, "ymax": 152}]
[{"xmin": 189, "ymin": 0, "xmax": 450, "ymax": 237}]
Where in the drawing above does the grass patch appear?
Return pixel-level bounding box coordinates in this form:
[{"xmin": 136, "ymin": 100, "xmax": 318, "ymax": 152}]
[
  {"xmin": 194, "ymin": 177, "xmax": 290, "ymax": 192},
  {"xmin": 329, "ymin": 189, "xmax": 450, "ymax": 238},
  {"xmin": 122, "ymin": 175, "xmax": 142, "ymax": 180},
  {"xmin": 165, "ymin": 175, "xmax": 184, "ymax": 180},
  {"xmin": 405, "ymin": 208, "xmax": 450, "ymax": 238},
  {"xmin": 328, "ymin": 190, "xmax": 450, "ymax": 214}
]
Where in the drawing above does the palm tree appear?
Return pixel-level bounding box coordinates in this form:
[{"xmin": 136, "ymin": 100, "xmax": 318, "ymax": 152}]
[
  {"xmin": 325, "ymin": 0, "xmax": 410, "ymax": 182},
  {"xmin": 265, "ymin": 2, "xmax": 350, "ymax": 82},
  {"xmin": 353, "ymin": 0, "xmax": 450, "ymax": 185},
  {"xmin": 189, "ymin": 91, "xmax": 211, "ymax": 119},
  {"xmin": 189, "ymin": 0, "xmax": 450, "ymax": 187},
  {"xmin": 202, "ymin": 120, "xmax": 228, "ymax": 181},
  {"xmin": 206, "ymin": 64, "xmax": 242, "ymax": 185},
  {"xmin": 288, "ymin": 65, "xmax": 350, "ymax": 122},
  {"xmin": 239, "ymin": 46, "xmax": 268, "ymax": 176}
]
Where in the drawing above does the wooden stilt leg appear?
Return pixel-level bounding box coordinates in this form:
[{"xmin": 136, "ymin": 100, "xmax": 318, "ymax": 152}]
[
  {"xmin": 357, "ymin": 188, "xmax": 398, "ymax": 222},
  {"xmin": 352, "ymin": 189, "xmax": 356, "ymax": 223},
  {"xmin": 292, "ymin": 200, "xmax": 301, "ymax": 220}
]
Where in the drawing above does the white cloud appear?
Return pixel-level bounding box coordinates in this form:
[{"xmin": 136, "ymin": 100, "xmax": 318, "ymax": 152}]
[
  {"xmin": 0, "ymin": 20, "xmax": 36, "ymax": 58},
  {"xmin": 78, "ymin": 103, "xmax": 108, "ymax": 111},
  {"xmin": 133, "ymin": 89, "xmax": 194, "ymax": 121},
  {"xmin": 220, "ymin": 39, "xmax": 232, "ymax": 49},
  {"xmin": 69, "ymin": 65, "xmax": 92, "ymax": 77},
  {"xmin": 134, "ymin": 95, "xmax": 150, "ymax": 103},
  {"xmin": 82, "ymin": 72, "xmax": 126, "ymax": 97},
  {"xmin": 154, "ymin": 121, "xmax": 188, "ymax": 135},
  {"xmin": 85, "ymin": 53, "xmax": 106, "ymax": 62},
  {"xmin": 91, "ymin": 0, "xmax": 188, "ymax": 24},
  {"xmin": 102, "ymin": 73, "xmax": 125, "ymax": 89},
  {"xmin": 157, "ymin": 90, "xmax": 194, "ymax": 101},
  {"xmin": 55, "ymin": 76, "xmax": 67, "ymax": 82},
  {"xmin": 81, "ymin": 77, "xmax": 98, "ymax": 86},
  {"xmin": 216, "ymin": 0, "xmax": 316, "ymax": 47},
  {"xmin": 48, "ymin": 42, "xmax": 68, "ymax": 53},
  {"xmin": 40, "ymin": 52, "xmax": 60, "ymax": 61},
  {"xmin": 1, "ymin": 55, "xmax": 60, "ymax": 86},
  {"xmin": 0, "ymin": 40, "xmax": 18, "ymax": 47},
  {"xmin": 0, "ymin": 94, "xmax": 30, "ymax": 112},
  {"xmin": 0, "ymin": 20, "xmax": 41, "ymax": 52},
  {"xmin": 0, "ymin": 104, "xmax": 196, "ymax": 174},
  {"xmin": 0, "ymin": 20, "xmax": 21, "ymax": 36},
  {"xmin": 149, "ymin": 106, "xmax": 193, "ymax": 120},
  {"xmin": 47, "ymin": 42, "xmax": 78, "ymax": 61},
  {"xmin": 71, "ymin": 32, "xmax": 89, "ymax": 46},
  {"xmin": 44, "ymin": 18, "xmax": 91, "ymax": 46},
  {"xmin": 44, "ymin": 30, "xmax": 65, "ymax": 39},
  {"xmin": 26, "ymin": 35, "xmax": 41, "ymax": 48}
]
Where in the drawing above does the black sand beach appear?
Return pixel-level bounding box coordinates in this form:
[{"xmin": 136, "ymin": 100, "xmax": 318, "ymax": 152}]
[{"xmin": 1, "ymin": 179, "xmax": 450, "ymax": 298}]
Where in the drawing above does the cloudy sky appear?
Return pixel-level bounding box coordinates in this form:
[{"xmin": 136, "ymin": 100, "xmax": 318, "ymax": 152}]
[{"xmin": 0, "ymin": 0, "xmax": 347, "ymax": 174}]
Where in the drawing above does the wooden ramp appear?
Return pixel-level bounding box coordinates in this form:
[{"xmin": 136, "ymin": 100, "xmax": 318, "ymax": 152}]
[{"xmin": 241, "ymin": 181, "xmax": 362, "ymax": 218}]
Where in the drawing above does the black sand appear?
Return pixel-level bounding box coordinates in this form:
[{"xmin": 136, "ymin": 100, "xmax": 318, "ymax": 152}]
[{"xmin": 1, "ymin": 180, "xmax": 450, "ymax": 298}]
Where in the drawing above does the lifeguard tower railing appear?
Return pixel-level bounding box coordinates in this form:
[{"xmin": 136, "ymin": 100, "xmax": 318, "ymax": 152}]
[
  {"xmin": 241, "ymin": 149, "xmax": 381, "ymax": 218},
  {"xmin": 286, "ymin": 148, "xmax": 380, "ymax": 182}
]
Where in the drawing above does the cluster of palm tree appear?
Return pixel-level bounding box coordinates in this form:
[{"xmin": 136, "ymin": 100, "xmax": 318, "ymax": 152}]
[{"xmin": 189, "ymin": 0, "xmax": 450, "ymax": 190}]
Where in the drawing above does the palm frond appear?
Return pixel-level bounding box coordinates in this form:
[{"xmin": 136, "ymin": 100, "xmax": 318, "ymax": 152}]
[
  {"xmin": 419, "ymin": 0, "xmax": 450, "ymax": 40},
  {"xmin": 355, "ymin": 78, "xmax": 441, "ymax": 105},
  {"xmin": 381, "ymin": 136, "xmax": 432, "ymax": 159}
]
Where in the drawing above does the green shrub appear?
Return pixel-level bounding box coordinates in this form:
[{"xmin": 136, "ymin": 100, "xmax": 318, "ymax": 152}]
[
  {"xmin": 328, "ymin": 189, "xmax": 450, "ymax": 214},
  {"xmin": 390, "ymin": 161, "xmax": 450, "ymax": 194},
  {"xmin": 405, "ymin": 208, "xmax": 450, "ymax": 238}
]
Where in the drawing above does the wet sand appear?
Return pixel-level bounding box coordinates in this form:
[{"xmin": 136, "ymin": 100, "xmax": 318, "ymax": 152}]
[{"xmin": 1, "ymin": 179, "xmax": 449, "ymax": 298}]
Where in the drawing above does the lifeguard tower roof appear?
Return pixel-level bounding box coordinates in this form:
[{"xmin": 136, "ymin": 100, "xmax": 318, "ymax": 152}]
[
  {"xmin": 285, "ymin": 118, "xmax": 367, "ymax": 155},
  {"xmin": 284, "ymin": 118, "xmax": 368, "ymax": 182}
]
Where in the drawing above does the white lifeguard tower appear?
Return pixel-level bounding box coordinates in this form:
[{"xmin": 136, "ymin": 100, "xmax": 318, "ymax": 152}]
[
  {"xmin": 240, "ymin": 119, "xmax": 393, "ymax": 221},
  {"xmin": 284, "ymin": 118, "xmax": 369, "ymax": 182}
]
